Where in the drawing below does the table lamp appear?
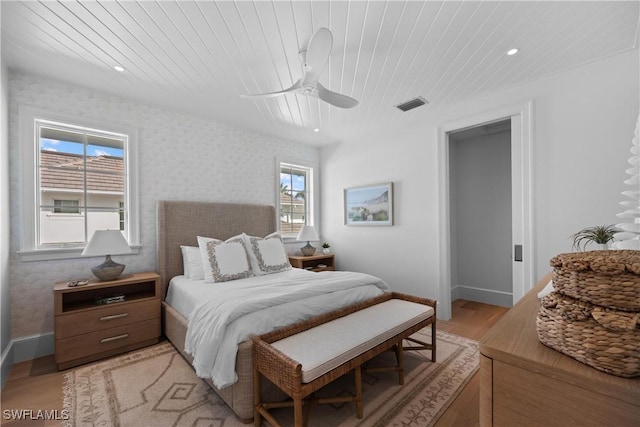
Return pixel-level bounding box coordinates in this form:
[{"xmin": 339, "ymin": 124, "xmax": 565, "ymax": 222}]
[
  {"xmin": 82, "ymin": 230, "xmax": 132, "ymax": 281},
  {"xmin": 297, "ymin": 225, "xmax": 319, "ymax": 256}
]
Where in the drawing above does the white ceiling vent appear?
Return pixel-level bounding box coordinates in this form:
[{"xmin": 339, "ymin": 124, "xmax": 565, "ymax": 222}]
[{"xmin": 395, "ymin": 96, "xmax": 428, "ymax": 112}]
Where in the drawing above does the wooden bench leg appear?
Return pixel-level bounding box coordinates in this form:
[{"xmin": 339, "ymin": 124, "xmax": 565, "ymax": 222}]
[
  {"xmin": 293, "ymin": 391, "xmax": 303, "ymax": 427},
  {"xmin": 253, "ymin": 366, "xmax": 262, "ymax": 427},
  {"xmin": 396, "ymin": 342, "xmax": 405, "ymax": 385},
  {"xmin": 431, "ymin": 321, "xmax": 437, "ymax": 362},
  {"xmin": 355, "ymin": 366, "xmax": 363, "ymax": 418},
  {"xmin": 402, "ymin": 322, "xmax": 437, "ymax": 363}
]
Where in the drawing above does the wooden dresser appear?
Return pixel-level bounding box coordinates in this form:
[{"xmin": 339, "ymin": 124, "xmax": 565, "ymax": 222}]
[
  {"xmin": 54, "ymin": 272, "xmax": 161, "ymax": 370},
  {"xmin": 479, "ymin": 273, "xmax": 640, "ymax": 427}
]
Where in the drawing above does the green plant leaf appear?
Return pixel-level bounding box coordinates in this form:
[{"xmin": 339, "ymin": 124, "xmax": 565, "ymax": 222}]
[{"xmin": 569, "ymin": 225, "xmax": 619, "ymax": 251}]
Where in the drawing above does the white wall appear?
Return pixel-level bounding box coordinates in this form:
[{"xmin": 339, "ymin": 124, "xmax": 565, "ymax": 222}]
[
  {"xmin": 1, "ymin": 32, "xmax": 12, "ymax": 384},
  {"xmin": 321, "ymin": 49, "xmax": 639, "ymax": 314},
  {"xmin": 7, "ymin": 72, "xmax": 319, "ymax": 347}
]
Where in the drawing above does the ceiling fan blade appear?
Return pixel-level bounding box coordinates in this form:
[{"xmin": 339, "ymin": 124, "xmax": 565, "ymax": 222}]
[
  {"xmin": 317, "ymin": 83, "xmax": 358, "ymax": 109},
  {"xmin": 242, "ymin": 79, "xmax": 301, "ymax": 99},
  {"xmin": 243, "ymin": 29, "xmax": 357, "ymax": 109},
  {"xmin": 302, "ymin": 28, "xmax": 332, "ymax": 85}
]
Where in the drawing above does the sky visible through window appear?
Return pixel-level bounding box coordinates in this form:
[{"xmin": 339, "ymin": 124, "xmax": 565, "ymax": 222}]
[
  {"xmin": 280, "ymin": 170, "xmax": 305, "ymax": 191},
  {"xmin": 40, "ymin": 138, "xmax": 123, "ymax": 157}
]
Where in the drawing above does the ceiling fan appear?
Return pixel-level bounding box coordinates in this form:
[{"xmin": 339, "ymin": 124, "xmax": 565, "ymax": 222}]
[{"xmin": 243, "ymin": 27, "xmax": 358, "ymax": 109}]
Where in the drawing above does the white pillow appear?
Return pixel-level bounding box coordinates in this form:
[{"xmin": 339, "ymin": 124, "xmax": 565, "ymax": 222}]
[
  {"xmin": 180, "ymin": 245, "xmax": 204, "ymax": 280},
  {"xmin": 197, "ymin": 235, "xmax": 252, "ymax": 283},
  {"xmin": 243, "ymin": 232, "xmax": 291, "ymax": 275},
  {"xmin": 180, "ymin": 246, "xmax": 191, "ymax": 277}
]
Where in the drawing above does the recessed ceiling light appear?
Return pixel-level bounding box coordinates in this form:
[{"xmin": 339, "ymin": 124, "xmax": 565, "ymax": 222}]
[
  {"xmin": 313, "ymin": 128, "xmax": 320, "ymax": 132},
  {"xmin": 113, "ymin": 65, "xmax": 125, "ymax": 72},
  {"xmin": 507, "ymin": 48, "xmax": 519, "ymax": 56}
]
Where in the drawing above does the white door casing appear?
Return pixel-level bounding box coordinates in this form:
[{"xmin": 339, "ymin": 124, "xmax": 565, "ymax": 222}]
[{"xmin": 437, "ymin": 101, "xmax": 534, "ymax": 320}]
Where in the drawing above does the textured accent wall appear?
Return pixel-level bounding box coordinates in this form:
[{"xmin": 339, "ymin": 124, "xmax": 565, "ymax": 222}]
[{"xmin": 8, "ymin": 72, "xmax": 318, "ymax": 339}]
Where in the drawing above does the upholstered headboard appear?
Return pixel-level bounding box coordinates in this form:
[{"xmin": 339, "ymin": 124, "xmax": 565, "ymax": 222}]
[{"xmin": 156, "ymin": 200, "xmax": 276, "ymax": 297}]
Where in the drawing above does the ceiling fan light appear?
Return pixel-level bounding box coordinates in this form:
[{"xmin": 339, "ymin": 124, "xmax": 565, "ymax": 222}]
[
  {"xmin": 507, "ymin": 48, "xmax": 519, "ymax": 56},
  {"xmin": 113, "ymin": 65, "xmax": 125, "ymax": 72}
]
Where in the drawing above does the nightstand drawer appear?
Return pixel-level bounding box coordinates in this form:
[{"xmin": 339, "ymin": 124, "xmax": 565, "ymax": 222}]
[
  {"xmin": 55, "ymin": 299, "xmax": 160, "ymax": 339},
  {"xmin": 289, "ymin": 254, "xmax": 335, "ymax": 272},
  {"xmin": 55, "ymin": 318, "xmax": 161, "ymax": 364}
]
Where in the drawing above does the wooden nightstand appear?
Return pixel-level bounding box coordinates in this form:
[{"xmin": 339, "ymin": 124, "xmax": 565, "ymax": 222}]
[
  {"xmin": 289, "ymin": 254, "xmax": 335, "ymax": 272},
  {"xmin": 53, "ymin": 272, "xmax": 161, "ymax": 370}
]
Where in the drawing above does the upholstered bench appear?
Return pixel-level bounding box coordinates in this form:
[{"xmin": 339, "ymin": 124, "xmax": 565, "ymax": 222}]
[{"xmin": 252, "ymin": 292, "xmax": 436, "ymax": 427}]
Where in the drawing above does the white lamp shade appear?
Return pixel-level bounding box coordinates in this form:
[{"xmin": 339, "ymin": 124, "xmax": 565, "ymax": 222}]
[
  {"xmin": 82, "ymin": 230, "xmax": 132, "ymax": 257},
  {"xmin": 297, "ymin": 225, "xmax": 319, "ymax": 242}
]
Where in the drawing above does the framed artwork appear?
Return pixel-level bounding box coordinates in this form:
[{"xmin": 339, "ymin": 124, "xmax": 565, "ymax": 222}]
[{"xmin": 344, "ymin": 182, "xmax": 394, "ymax": 226}]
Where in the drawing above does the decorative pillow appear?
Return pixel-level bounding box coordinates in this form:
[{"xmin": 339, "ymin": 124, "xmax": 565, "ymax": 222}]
[
  {"xmin": 180, "ymin": 246, "xmax": 191, "ymax": 277},
  {"xmin": 197, "ymin": 235, "xmax": 252, "ymax": 283},
  {"xmin": 243, "ymin": 232, "xmax": 291, "ymax": 275},
  {"xmin": 180, "ymin": 245, "xmax": 205, "ymax": 280}
]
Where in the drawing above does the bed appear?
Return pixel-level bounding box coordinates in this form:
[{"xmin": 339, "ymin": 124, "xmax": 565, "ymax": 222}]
[{"xmin": 157, "ymin": 200, "xmax": 389, "ymax": 422}]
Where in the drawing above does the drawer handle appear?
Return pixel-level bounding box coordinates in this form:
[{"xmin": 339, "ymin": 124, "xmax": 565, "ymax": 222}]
[
  {"xmin": 100, "ymin": 313, "xmax": 129, "ymax": 321},
  {"xmin": 100, "ymin": 334, "xmax": 129, "ymax": 343}
]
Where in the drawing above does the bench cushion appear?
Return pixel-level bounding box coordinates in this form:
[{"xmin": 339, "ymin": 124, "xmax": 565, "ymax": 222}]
[{"xmin": 270, "ymin": 299, "xmax": 434, "ymax": 383}]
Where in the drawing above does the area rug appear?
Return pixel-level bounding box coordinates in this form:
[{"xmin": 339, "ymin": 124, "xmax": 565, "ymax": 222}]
[{"xmin": 63, "ymin": 330, "xmax": 478, "ymax": 427}]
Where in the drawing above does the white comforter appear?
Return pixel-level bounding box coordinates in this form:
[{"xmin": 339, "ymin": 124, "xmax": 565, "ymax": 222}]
[{"xmin": 181, "ymin": 268, "xmax": 389, "ymax": 388}]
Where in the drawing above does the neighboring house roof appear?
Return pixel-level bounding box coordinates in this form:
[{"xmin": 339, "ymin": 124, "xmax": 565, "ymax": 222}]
[
  {"xmin": 279, "ymin": 192, "xmax": 306, "ymax": 232},
  {"xmin": 279, "ymin": 192, "xmax": 305, "ymax": 212},
  {"xmin": 40, "ymin": 150, "xmax": 124, "ymax": 194}
]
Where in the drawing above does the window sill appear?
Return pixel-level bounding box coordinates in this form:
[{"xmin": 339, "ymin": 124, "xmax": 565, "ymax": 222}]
[{"xmin": 18, "ymin": 246, "xmax": 141, "ymax": 262}]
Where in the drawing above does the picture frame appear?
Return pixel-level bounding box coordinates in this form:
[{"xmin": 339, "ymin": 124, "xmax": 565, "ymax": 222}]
[{"xmin": 344, "ymin": 182, "xmax": 394, "ymax": 226}]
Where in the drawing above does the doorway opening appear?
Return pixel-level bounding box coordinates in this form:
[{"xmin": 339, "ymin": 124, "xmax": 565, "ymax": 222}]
[
  {"xmin": 437, "ymin": 101, "xmax": 533, "ymax": 320},
  {"xmin": 448, "ymin": 119, "xmax": 513, "ymax": 307}
]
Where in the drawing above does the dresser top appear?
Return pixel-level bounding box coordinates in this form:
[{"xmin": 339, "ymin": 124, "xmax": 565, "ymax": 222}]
[{"xmin": 480, "ymin": 272, "xmax": 639, "ymax": 405}]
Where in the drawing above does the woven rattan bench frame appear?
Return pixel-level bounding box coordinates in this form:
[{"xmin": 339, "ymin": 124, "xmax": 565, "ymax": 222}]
[{"xmin": 252, "ymin": 292, "xmax": 437, "ymax": 427}]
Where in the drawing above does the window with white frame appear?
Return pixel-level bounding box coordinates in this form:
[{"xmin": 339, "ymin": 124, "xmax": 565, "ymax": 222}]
[
  {"xmin": 279, "ymin": 162, "xmax": 315, "ymax": 237},
  {"xmin": 19, "ymin": 107, "xmax": 139, "ymax": 260}
]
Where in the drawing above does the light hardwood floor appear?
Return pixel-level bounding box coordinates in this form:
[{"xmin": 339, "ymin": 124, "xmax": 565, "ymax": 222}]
[
  {"xmin": 434, "ymin": 300, "xmax": 510, "ymax": 427},
  {"xmin": 1, "ymin": 299, "xmax": 508, "ymax": 427}
]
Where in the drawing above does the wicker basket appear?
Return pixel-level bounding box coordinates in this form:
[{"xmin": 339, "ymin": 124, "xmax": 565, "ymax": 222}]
[
  {"xmin": 536, "ymin": 292, "xmax": 640, "ymax": 378},
  {"xmin": 550, "ymin": 250, "xmax": 640, "ymax": 311}
]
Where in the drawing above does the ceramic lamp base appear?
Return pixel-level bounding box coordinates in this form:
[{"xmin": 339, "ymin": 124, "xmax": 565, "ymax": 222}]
[
  {"xmin": 300, "ymin": 242, "xmax": 316, "ymax": 256},
  {"xmin": 91, "ymin": 255, "xmax": 125, "ymax": 281}
]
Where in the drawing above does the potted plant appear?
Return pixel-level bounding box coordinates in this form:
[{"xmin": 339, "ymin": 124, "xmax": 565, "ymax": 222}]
[
  {"xmin": 321, "ymin": 242, "xmax": 331, "ymax": 254},
  {"xmin": 570, "ymin": 225, "xmax": 619, "ymax": 251}
]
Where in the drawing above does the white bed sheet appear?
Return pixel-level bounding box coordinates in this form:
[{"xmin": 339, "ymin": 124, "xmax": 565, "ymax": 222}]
[
  {"xmin": 166, "ymin": 269, "xmax": 322, "ymax": 319},
  {"xmin": 165, "ymin": 268, "xmax": 389, "ymax": 388},
  {"xmin": 165, "ymin": 274, "xmax": 211, "ymax": 319}
]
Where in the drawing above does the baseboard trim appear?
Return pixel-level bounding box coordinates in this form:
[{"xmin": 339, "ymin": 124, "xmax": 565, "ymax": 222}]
[
  {"xmin": 13, "ymin": 332, "xmax": 55, "ymax": 362},
  {"xmin": 452, "ymin": 285, "xmax": 513, "ymax": 308},
  {"xmin": 0, "ymin": 333, "xmax": 54, "ymax": 389},
  {"xmin": 1, "ymin": 341, "xmax": 14, "ymax": 389}
]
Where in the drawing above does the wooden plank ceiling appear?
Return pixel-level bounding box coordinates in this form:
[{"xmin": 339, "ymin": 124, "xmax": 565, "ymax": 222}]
[{"xmin": 2, "ymin": 1, "xmax": 638, "ymax": 145}]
